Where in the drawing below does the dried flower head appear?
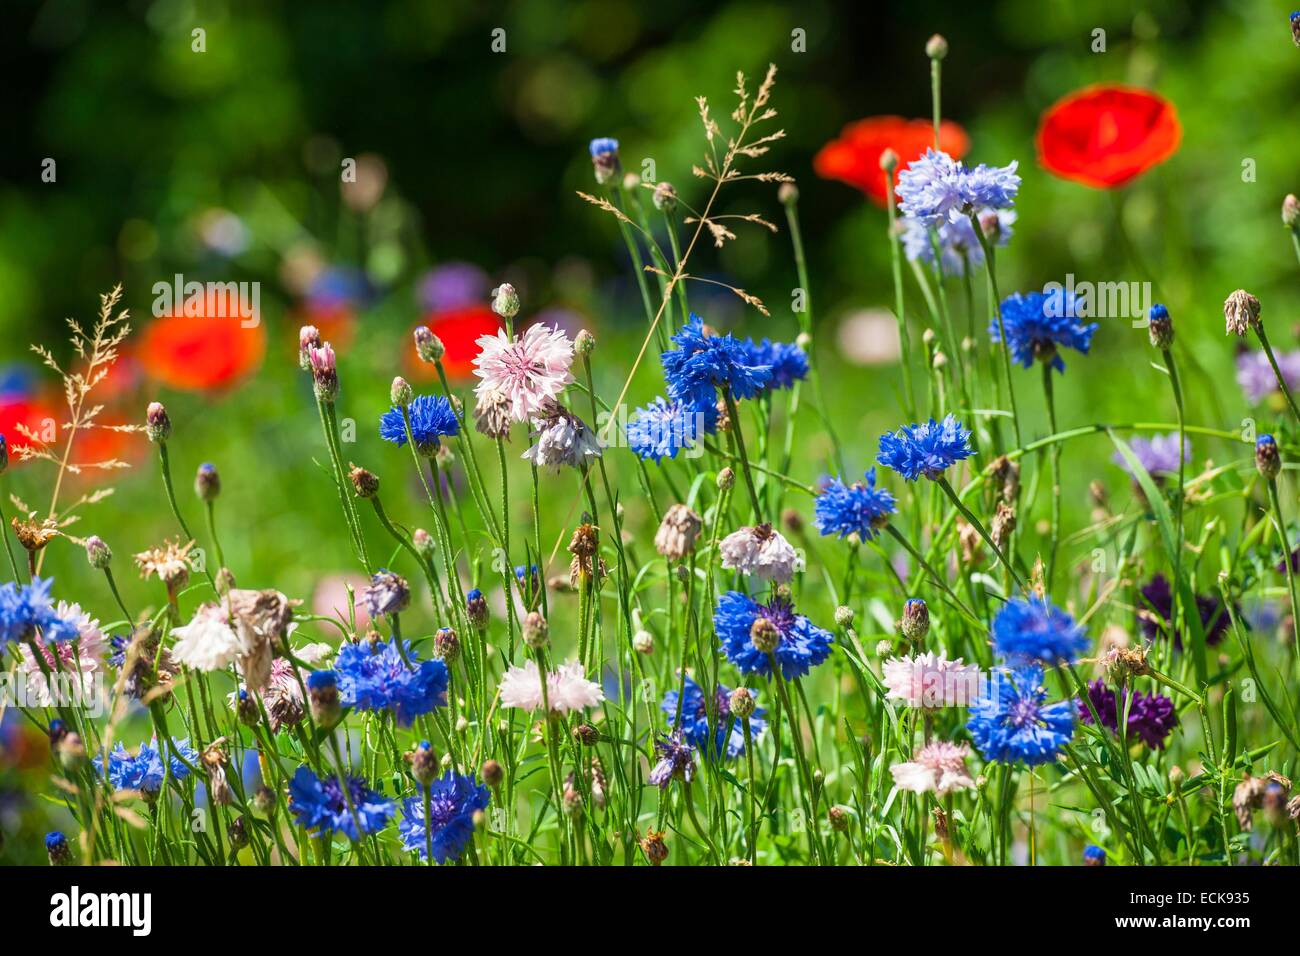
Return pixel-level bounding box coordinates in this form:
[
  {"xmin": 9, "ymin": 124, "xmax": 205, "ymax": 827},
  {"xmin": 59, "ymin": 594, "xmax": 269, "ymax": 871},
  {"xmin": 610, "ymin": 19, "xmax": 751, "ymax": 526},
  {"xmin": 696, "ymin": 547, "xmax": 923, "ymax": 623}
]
[
  {"xmin": 134, "ymin": 539, "xmax": 195, "ymax": 591},
  {"xmin": 654, "ymin": 504, "xmax": 703, "ymax": 560},
  {"xmin": 1224, "ymin": 289, "xmax": 1262, "ymax": 337}
]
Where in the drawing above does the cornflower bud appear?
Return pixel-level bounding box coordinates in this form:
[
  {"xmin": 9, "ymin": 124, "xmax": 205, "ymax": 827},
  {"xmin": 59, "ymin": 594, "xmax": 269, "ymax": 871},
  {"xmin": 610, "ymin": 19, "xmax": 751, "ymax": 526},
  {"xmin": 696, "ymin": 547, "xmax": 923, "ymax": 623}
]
[
  {"xmin": 307, "ymin": 670, "xmax": 341, "ymax": 728},
  {"xmin": 84, "ymin": 535, "xmax": 112, "ymax": 569},
  {"xmin": 900, "ymin": 598, "xmax": 930, "ymax": 643},
  {"xmin": 145, "ymin": 402, "xmax": 171, "ymax": 443},
  {"xmin": 434, "ymin": 626, "xmax": 460, "ymax": 663},
  {"xmin": 414, "ymin": 325, "xmax": 444, "ymax": 363},
  {"xmin": 729, "ymin": 687, "xmax": 756, "ymax": 720},
  {"xmin": 834, "ymin": 605, "xmax": 855, "ymax": 628},
  {"xmin": 575, "ymin": 329, "xmax": 595, "ymax": 356},
  {"xmin": 750, "ymin": 617, "xmax": 780, "ymax": 654},
  {"xmin": 926, "ymin": 33, "xmax": 949, "ymax": 60},
  {"xmin": 1283, "ymin": 194, "xmax": 1299, "ymax": 229},
  {"xmin": 523, "ymin": 611, "xmax": 549, "ymax": 649},
  {"xmin": 299, "ymin": 325, "xmax": 321, "ymax": 370},
  {"xmin": 1256, "ymin": 434, "xmax": 1281, "ymax": 480},
  {"xmin": 408, "ymin": 740, "xmax": 439, "ymax": 787},
  {"xmin": 46, "ymin": 831, "xmax": 73, "ymax": 866},
  {"xmin": 490, "ymin": 282, "xmax": 520, "ymax": 320},
  {"xmin": 652, "ymin": 181, "xmax": 677, "ymax": 212},
  {"xmin": 390, "ymin": 376, "xmax": 413, "ymax": 407},
  {"xmin": 413, "ymin": 528, "xmax": 435, "ymax": 560},
  {"xmin": 194, "ymin": 462, "xmax": 221, "ymax": 502},
  {"xmin": 349, "ymin": 464, "xmax": 379, "ymax": 498},
  {"xmin": 465, "ymin": 587, "xmax": 488, "ymax": 628},
  {"xmin": 1147, "ymin": 303, "xmax": 1174, "ymax": 349},
  {"xmin": 1224, "ymin": 289, "xmax": 1262, "ymax": 337},
  {"xmin": 482, "ymin": 759, "xmax": 504, "ymax": 788}
]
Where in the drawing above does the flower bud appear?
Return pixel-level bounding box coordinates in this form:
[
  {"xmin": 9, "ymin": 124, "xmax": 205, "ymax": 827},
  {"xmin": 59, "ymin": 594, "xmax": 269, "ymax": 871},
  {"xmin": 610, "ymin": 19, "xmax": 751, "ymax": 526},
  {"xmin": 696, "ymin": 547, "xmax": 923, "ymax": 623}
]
[
  {"xmin": 875, "ymin": 639, "xmax": 894, "ymax": 656},
  {"xmin": 633, "ymin": 629, "xmax": 655, "ymax": 655},
  {"xmin": 349, "ymin": 464, "xmax": 379, "ymax": 498},
  {"xmin": 879, "ymin": 148, "xmax": 899, "ymax": 173},
  {"xmin": 408, "ymin": 740, "xmax": 439, "ymax": 787},
  {"xmin": 523, "ymin": 611, "xmax": 549, "ymax": 649},
  {"xmin": 482, "ymin": 759, "xmax": 504, "ymax": 788},
  {"xmin": 390, "ymin": 376, "xmax": 413, "ymax": 407},
  {"xmin": 465, "ymin": 587, "xmax": 488, "ymax": 628},
  {"xmin": 228, "ymin": 816, "xmax": 249, "ymax": 850},
  {"xmin": 1147, "ymin": 303, "xmax": 1174, "ymax": 349},
  {"xmin": 251, "ymin": 785, "xmax": 277, "ymax": 817},
  {"xmin": 901, "ymin": 598, "xmax": 930, "ymax": 643},
  {"xmin": 1224, "ymin": 289, "xmax": 1262, "ymax": 337},
  {"xmin": 490, "ymin": 282, "xmax": 520, "ymax": 320},
  {"xmin": 575, "ymin": 329, "xmax": 595, "ymax": 356},
  {"xmin": 307, "ymin": 670, "xmax": 341, "ymax": 728},
  {"xmin": 84, "ymin": 535, "xmax": 112, "ymax": 569},
  {"xmin": 1283, "ymin": 194, "xmax": 1299, "ymax": 229},
  {"xmin": 640, "ymin": 829, "xmax": 668, "ymax": 866},
  {"xmin": 0, "ymin": 434, "xmax": 8, "ymax": 475},
  {"xmin": 145, "ymin": 402, "xmax": 171, "ymax": 443},
  {"xmin": 589, "ymin": 137, "xmax": 621, "ymax": 185},
  {"xmin": 414, "ymin": 325, "xmax": 445, "ymax": 363},
  {"xmin": 434, "ymin": 626, "xmax": 460, "ymax": 663},
  {"xmin": 299, "ymin": 325, "xmax": 322, "ymax": 370},
  {"xmin": 194, "ymin": 462, "xmax": 221, "ymax": 502},
  {"xmin": 717, "ymin": 467, "xmax": 735, "ymax": 491},
  {"xmin": 750, "ymin": 617, "xmax": 780, "ymax": 654},
  {"xmin": 828, "ymin": 806, "xmax": 849, "ymax": 833},
  {"xmin": 778, "ymin": 181, "xmax": 799, "ymax": 205},
  {"xmin": 729, "ymin": 687, "xmax": 756, "ymax": 720},
  {"xmin": 573, "ymin": 723, "xmax": 599, "ymax": 746},
  {"xmin": 236, "ymin": 688, "xmax": 260, "ymax": 727},
  {"xmin": 925, "ymin": 33, "xmax": 949, "ymax": 60},
  {"xmin": 412, "ymin": 528, "xmax": 435, "ymax": 560},
  {"xmin": 56, "ymin": 732, "xmax": 87, "ymax": 772},
  {"xmin": 652, "ymin": 181, "xmax": 677, "ymax": 212},
  {"xmin": 834, "ymin": 605, "xmax": 855, "ymax": 629},
  {"xmin": 308, "ymin": 343, "xmax": 339, "ymax": 402},
  {"xmin": 46, "ymin": 831, "xmax": 73, "ymax": 866},
  {"xmin": 1256, "ymin": 434, "xmax": 1282, "ymax": 480}
]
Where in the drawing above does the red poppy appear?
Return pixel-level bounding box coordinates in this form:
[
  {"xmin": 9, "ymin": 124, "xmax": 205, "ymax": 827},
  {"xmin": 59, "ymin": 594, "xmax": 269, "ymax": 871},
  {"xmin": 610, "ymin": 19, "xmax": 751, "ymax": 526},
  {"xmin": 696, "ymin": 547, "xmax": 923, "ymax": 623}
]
[
  {"xmin": 1036, "ymin": 85, "xmax": 1181, "ymax": 189},
  {"xmin": 0, "ymin": 394, "xmax": 59, "ymax": 462},
  {"xmin": 140, "ymin": 299, "xmax": 266, "ymax": 391},
  {"xmin": 405, "ymin": 305, "xmax": 502, "ymax": 382},
  {"xmin": 815, "ymin": 116, "xmax": 970, "ymax": 206}
]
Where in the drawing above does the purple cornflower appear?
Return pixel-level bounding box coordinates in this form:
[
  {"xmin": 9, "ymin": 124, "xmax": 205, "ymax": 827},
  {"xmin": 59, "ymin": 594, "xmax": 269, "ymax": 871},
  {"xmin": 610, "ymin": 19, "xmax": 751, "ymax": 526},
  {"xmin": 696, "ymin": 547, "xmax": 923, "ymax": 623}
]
[
  {"xmin": 660, "ymin": 675, "xmax": 768, "ymax": 759},
  {"xmin": 876, "ymin": 414, "xmax": 973, "ymax": 481},
  {"xmin": 649, "ymin": 729, "xmax": 697, "ymax": 789},
  {"xmin": 1236, "ymin": 348, "xmax": 1300, "ymax": 405},
  {"xmin": 417, "ymin": 262, "xmax": 489, "ymax": 312},
  {"xmin": 361, "ymin": 570, "xmax": 410, "ymax": 618},
  {"xmin": 1112, "ymin": 433, "xmax": 1190, "ymax": 480},
  {"xmin": 1078, "ymin": 679, "xmax": 1179, "ymax": 749},
  {"xmin": 714, "ymin": 591, "xmax": 833, "ymax": 680},
  {"xmin": 1138, "ymin": 573, "xmax": 1234, "ymax": 649}
]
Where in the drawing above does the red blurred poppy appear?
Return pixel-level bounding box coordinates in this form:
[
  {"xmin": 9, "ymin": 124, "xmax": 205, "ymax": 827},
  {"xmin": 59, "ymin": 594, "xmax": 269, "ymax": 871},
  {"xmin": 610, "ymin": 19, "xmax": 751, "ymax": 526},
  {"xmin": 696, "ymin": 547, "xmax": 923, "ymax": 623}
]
[
  {"xmin": 815, "ymin": 116, "xmax": 970, "ymax": 206},
  {"xmin": 140, "ymin": 299, "xmax": 267, "ymax": 391},
  {"xmin": 405, "ymin": 305, "xmax": 502, "ymax": 382},
  {"xmin": 0, "ymin": 394, "xmax": 59, "ymax": 462},
  {"xmin": 1036, "ymin": 85, "xmax": 1181, "ymax": 189}
]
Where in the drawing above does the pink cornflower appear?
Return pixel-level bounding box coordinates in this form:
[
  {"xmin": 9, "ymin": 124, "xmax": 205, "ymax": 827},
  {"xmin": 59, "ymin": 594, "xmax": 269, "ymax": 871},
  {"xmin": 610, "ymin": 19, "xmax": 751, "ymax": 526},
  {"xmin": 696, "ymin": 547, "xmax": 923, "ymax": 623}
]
[
  {"xmin": 890, "ymin": 740, "xmax": 975, "ymax": 795},
  {"xmin": 472, "ymin": 323, "xmax": 574, "ymax": 422},
  {"xmin": 881, "ymin": 652, "xmax": 980, "ymax": 708},
  {"xmin": 719, "ymin": 524, "xmax": 804, "ymax": 584},
  {"xmin": 18, "ymin": 602, "xmax": 106, "ymax": 707},
  {"xmin": 498, "ymin": 659, "xmax": 604, "ymax": 714}
]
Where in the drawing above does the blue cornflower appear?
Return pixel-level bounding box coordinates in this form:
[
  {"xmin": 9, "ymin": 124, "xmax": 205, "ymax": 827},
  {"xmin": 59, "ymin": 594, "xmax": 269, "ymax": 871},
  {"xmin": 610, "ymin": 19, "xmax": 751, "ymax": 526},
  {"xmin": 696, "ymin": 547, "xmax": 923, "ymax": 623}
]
[
  {"xmin": 661, "ymin": 675, "xmax": 767, "ymax": 760},
  {"xmin": 739, "ymin": 338, "xmax": 808, "ymax": 390},
  {"xmin": 288, "ymin": 764, "xmax": 394, "ymax": 840},
  {"xmin": 897, "ymin": 148, "xmax": 1020, "ymax": 226},
  {"xmin": 1083, "ymin": 844, "xmax": 1107, "ymax": 866},
  {"xmin": 992, "ymin": 290, "xmax": 1098, "ymax": 373},
  {"xmin": 398, "ymin": 771, "xmax": 490, "ymax": 863},
  {"xmin": 589, "ymin": 138, "xmax": 621, "ymax": 184},
  {"xmin": 876, "ymin": 414, "xmax": 973, "ymax": 481},
  {"xmin": 46, "ymin": 830, "xmax": 71, "ymax": 865},
  {"xmin": 379, "ymin": 394, "xmax": 459, "ymax": 454},
  {"xmin": 714, "ymin": 591, "xmax": 833, "ymax": 680},
  {"xmin": 648, "ymin": 729, "xmax": 697, "ymax": 789},
  {"xmin": 966, "ymin": 666, "xmax": 1074, "ymax": 766},
  {"xmin": 661, "ymin": 315, "xmax": 772, "ymax": 408},
  {"xmin": 626, "ymin": 396, "xmax": 717, "ymax": 463},
  {"xmin": 335, "ymin": 638, "xmax": 449, "ymax": 727},
  {"xmin": 94, "ymin": 738, "xmax": 198, "ymax": 793},
  {"xmin": 814, "ymin": 468, "xmax": 897, "ymax": 540},
  {"xmin": 0, "ymin": 577, "xmax": 80, "ymax": 644},
  {"xmin": 992, "ymin": 596, "xmax": 1089, "ymax": 665}
]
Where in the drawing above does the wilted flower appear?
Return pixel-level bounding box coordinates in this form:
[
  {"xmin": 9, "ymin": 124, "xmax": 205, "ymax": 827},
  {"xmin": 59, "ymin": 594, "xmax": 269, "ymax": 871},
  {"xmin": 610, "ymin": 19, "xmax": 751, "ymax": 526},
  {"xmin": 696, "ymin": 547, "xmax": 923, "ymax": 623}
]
[
  {"xmin": 718, "ymin": 524, "xmax": 804, "ymax": 583},
  {"xmin": 521, "ymin": 405, "xmax": 602, "ymax": 472},
  {"xmin": 654, "ymin": 504, "xmax": 703, "ymax": 560}
]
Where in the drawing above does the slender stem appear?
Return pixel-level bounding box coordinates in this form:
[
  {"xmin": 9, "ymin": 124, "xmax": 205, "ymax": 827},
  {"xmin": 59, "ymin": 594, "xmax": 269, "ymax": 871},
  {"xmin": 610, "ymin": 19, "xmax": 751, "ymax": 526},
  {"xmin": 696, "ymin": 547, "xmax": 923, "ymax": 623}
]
[
  {"xmin": 722, "ymin": 387, "xmax": 763, "ymax": 520},
  {"xmin": 1163, "ymin": 346, "xmax": 1186, "ymax": 651},
  {"xmin": 0, "ymin": 494, "xmax": 23, "ymax": 582},
  {"xmin": 1041, "ymin": 363, "xmax": 1061, "ymax": 590},
  {"xmin": 1267, "ymin": 478, "xmax": 1300, "ymax": 668},
  {"xmin": 970, "ymin": 214, "xmax": 1021, "ymax": 449},
  {"xmin": 1255, "ymin": 325, "xmax": 1300, "ymax": 424},
  {"xmin": 936, "ymin": 476, "xmax": 1024, "ymax": 590}
]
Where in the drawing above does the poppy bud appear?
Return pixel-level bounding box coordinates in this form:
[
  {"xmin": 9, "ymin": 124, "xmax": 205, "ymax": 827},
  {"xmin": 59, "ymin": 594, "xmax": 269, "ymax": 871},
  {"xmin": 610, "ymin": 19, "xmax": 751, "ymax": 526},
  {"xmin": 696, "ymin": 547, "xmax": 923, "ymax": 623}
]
[
  {"xmin": 194, "ymin": 462, "xmax": 221, "ymax": 502},
  {"xmin": 1147, "ymin": 303, "xmax": 1174, "ymax": 349},
  {"xmin": 925, "ymin": 33, "xmax": 949, "ymax": 60},
  {"xmin": 1256, "ymin": 434, "xmax": 1282, "ymax": 480},
  {"xmin": 145, "ymin": 402, "xmax": 171, "ymax": 443}
]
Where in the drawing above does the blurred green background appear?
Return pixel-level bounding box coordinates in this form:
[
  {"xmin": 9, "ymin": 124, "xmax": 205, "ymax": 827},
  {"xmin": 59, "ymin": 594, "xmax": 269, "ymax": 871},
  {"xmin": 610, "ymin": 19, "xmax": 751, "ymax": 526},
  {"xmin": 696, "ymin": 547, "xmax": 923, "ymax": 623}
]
[{"xmin": 2, "ymin": 0, "xmax": 1300, "ymax": 860}]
